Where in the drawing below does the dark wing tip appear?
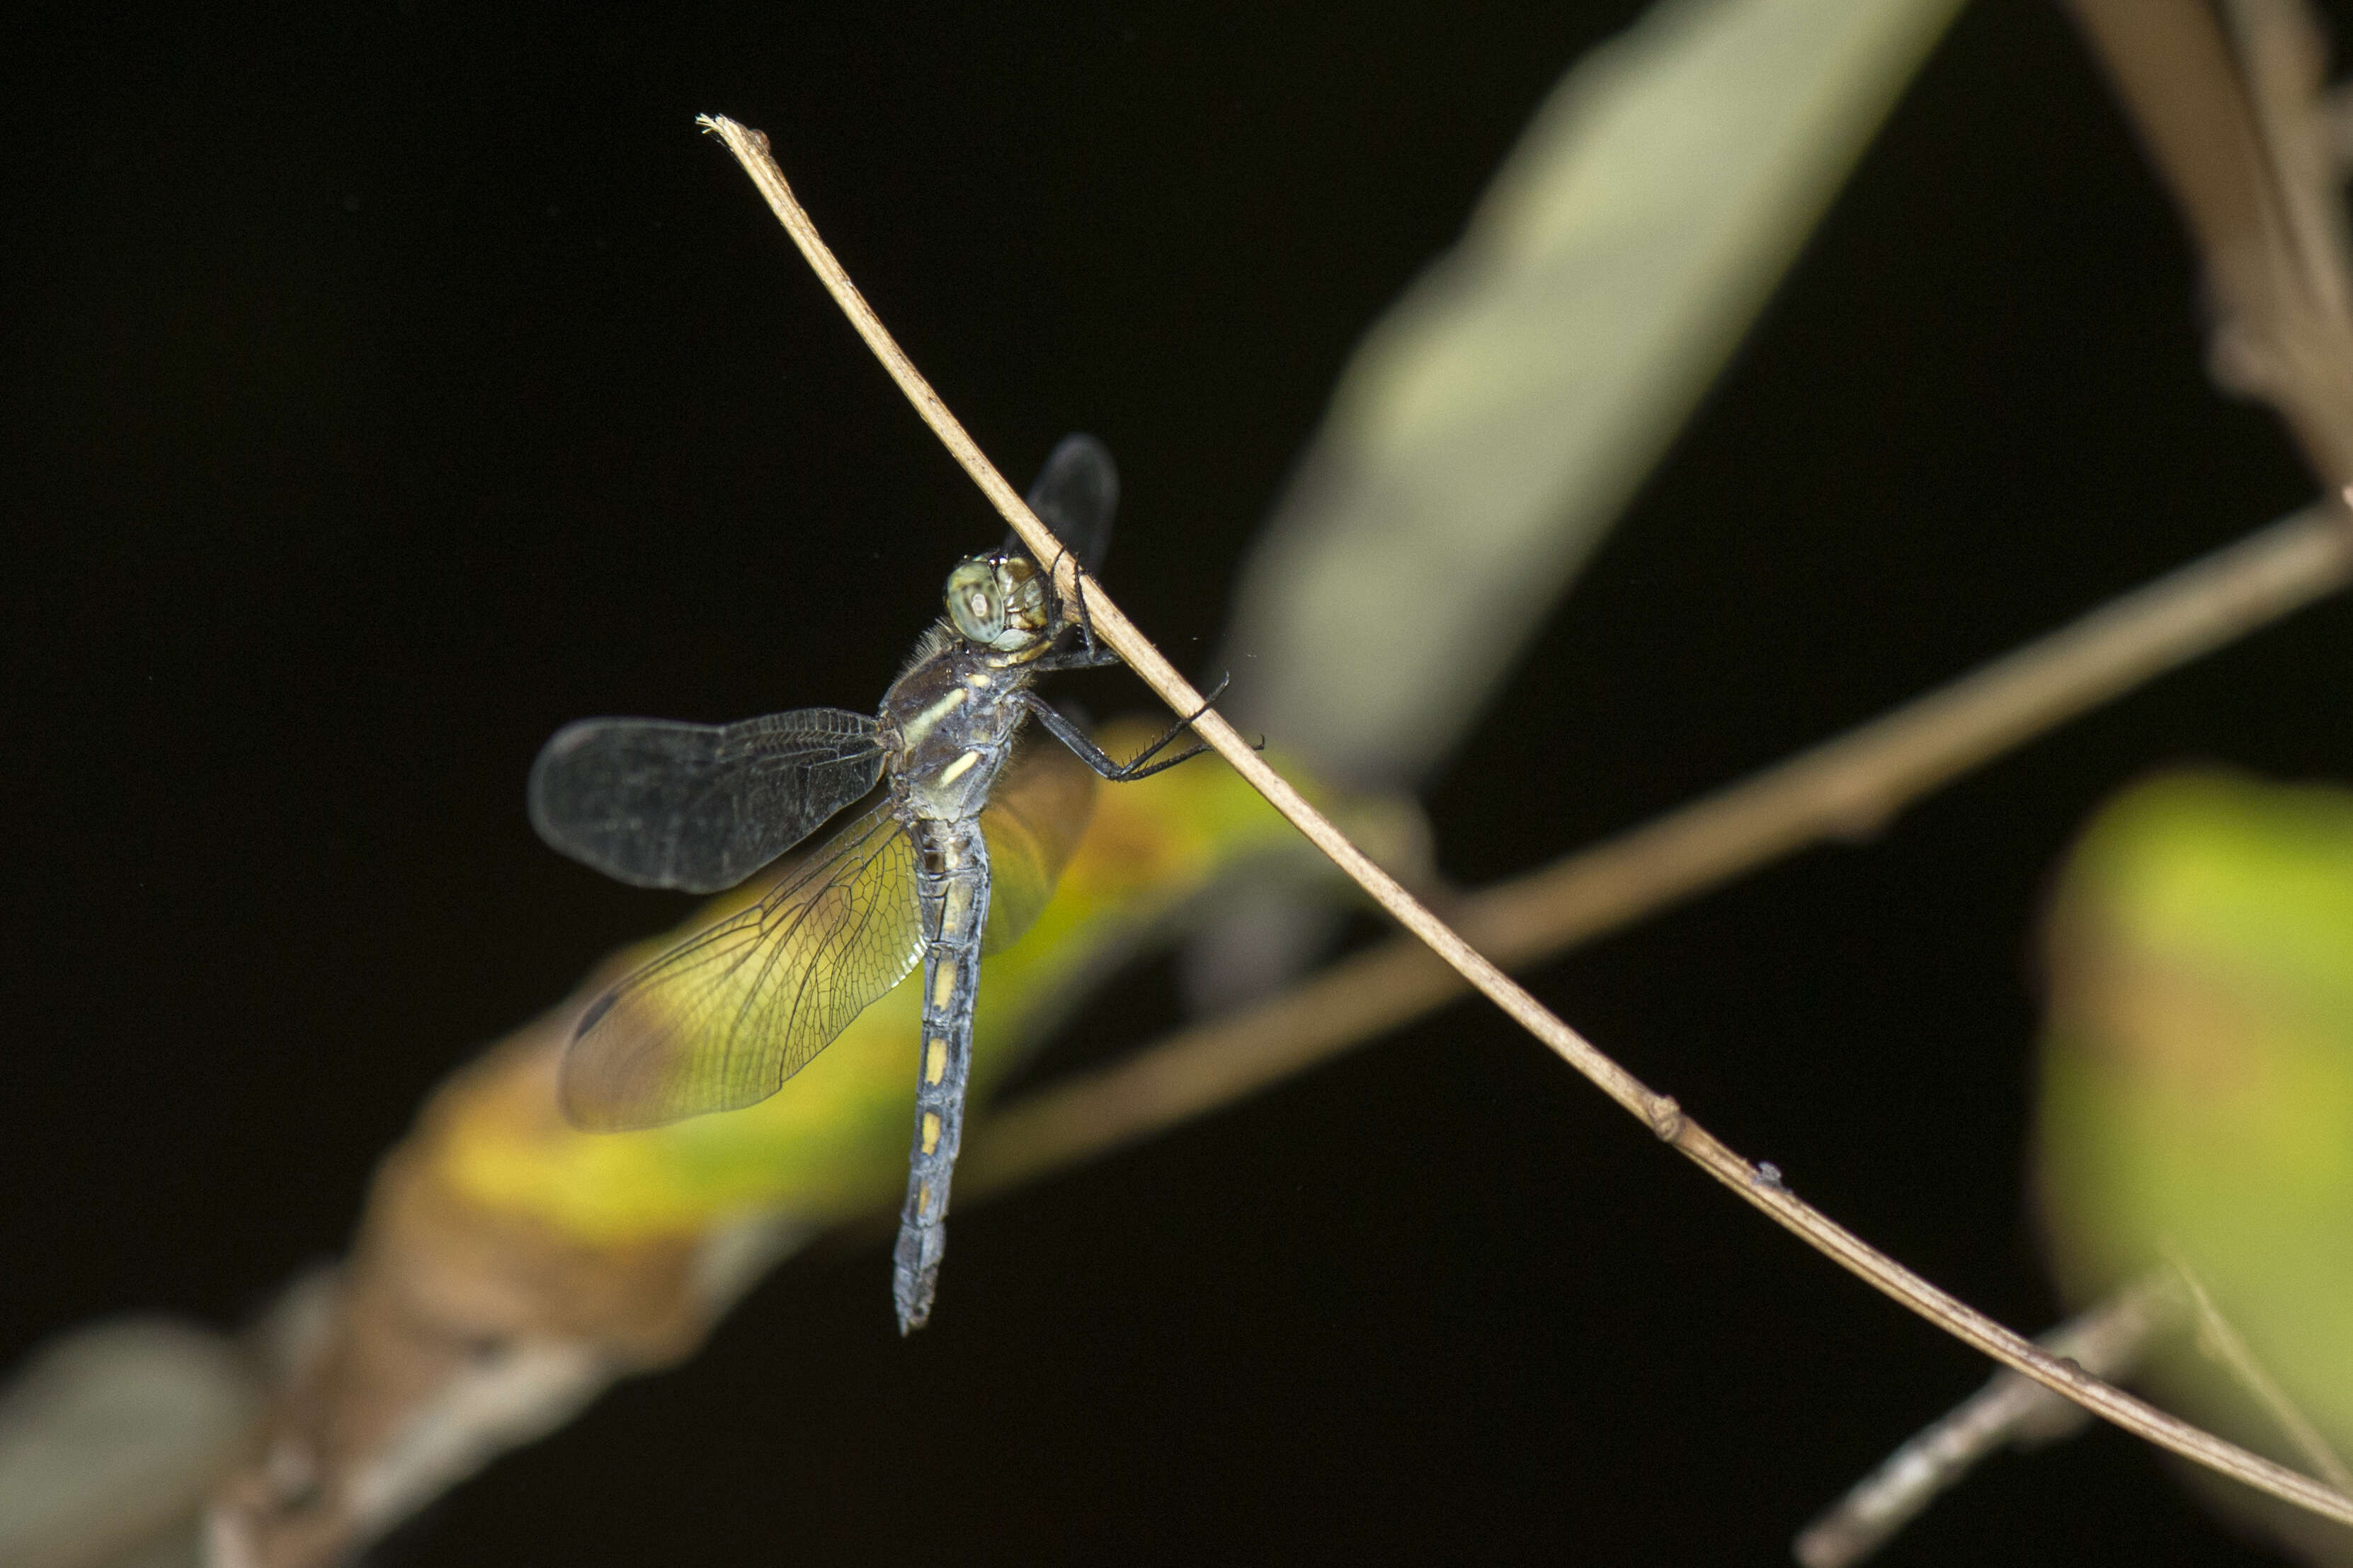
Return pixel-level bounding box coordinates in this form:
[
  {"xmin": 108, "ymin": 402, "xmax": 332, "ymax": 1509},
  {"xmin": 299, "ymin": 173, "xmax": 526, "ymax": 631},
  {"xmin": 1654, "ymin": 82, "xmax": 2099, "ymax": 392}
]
[
  {"xmin": 559, "ymin": 987, "xmax": 676, "ymax": 1133},
  {"xmin": 574, "ymin": 985, "xmax": 620, "ymax": 1038},
  {"xmin": 1023, "ymin": 433, "xmax": 1117, "ymax": 575}
]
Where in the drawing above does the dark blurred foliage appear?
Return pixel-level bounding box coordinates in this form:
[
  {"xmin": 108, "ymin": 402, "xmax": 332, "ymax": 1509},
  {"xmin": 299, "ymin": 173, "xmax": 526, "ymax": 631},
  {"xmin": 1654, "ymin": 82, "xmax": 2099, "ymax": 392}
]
[{"xmin": 6, "ymin": 1, "xmax": 2351, "ymax": 1562}]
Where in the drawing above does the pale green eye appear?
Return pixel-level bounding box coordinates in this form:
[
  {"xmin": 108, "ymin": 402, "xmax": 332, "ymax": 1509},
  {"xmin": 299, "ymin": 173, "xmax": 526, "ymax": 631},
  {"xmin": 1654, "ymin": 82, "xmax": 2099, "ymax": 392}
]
[
  {"xmin": 946, "ymin": 554, "xmax": 1051, "ymax": 651},
  {"xmin": 945, "ymin": 559, "xmax": 1009, "ymax": 644}
]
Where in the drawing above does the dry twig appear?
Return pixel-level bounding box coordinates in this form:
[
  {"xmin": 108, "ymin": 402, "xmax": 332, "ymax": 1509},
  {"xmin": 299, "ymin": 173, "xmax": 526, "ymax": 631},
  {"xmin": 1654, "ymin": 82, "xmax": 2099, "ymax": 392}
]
[
  {"xmin": 2065, "ymin": 0, "xmax": 2353, "ymax": 483},
  {"xmin": 1798, "ymin": 1252, "xmax": 2353, "ymax": 1567},
  {"xmin": 963, "ymin": 503, "xmax": 2353, "ymax": 1196},
  {"xmin": 1789, "ymin": 4, "xmax": 2353, "ymax": 1553},
  {"xmin": 697, "ymin": 110, "xmax": 2353, "ymax": 1532},
  {"xmin": 1794, "ymin": 1271, "xmax": 2185, "ymax": 1567}
]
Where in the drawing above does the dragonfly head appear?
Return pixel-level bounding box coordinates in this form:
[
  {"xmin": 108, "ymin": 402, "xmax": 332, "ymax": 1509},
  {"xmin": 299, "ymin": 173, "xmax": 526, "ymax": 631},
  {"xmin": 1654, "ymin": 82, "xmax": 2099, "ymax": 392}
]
[{"xmin": 945, "ymin": 551, "xmax": 1055, "ymax": 657}]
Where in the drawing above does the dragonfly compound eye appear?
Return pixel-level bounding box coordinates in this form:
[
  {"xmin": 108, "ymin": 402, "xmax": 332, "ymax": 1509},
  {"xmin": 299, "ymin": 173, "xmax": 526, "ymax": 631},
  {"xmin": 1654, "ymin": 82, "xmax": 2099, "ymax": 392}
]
[
  {"xmin": 946, "ymin": 555, "xmax": 1050, "ymax": 652},
  {"xmin": 945, "ymin": 558, "xmax": 1006, "ymax": 643}
]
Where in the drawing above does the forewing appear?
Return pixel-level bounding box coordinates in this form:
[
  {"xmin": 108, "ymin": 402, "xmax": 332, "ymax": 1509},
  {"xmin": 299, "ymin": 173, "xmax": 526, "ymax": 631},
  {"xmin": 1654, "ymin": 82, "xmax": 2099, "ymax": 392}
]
[
  {"xmin": 559, "ymin": 803, "xmax": 925, "ymax": 1130},
  {"xmin": 1006, "ymin": 433, "xmax": 1117, "ymax": 576},
  {"xmin": 529, "ymin": 709, "xmax": 884, "ymax": 892},
  {"xmin": 979, "ymin": 736, "xmax": 1100, "ymax": 954}
]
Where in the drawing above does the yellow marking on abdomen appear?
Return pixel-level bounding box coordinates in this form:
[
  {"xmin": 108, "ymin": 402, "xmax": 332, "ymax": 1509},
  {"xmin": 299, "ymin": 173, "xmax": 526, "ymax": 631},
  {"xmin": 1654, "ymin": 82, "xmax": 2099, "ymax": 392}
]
[
  {"xmin": 942, "ymin": 880, "xmax": 974, "ymax": 934},
  {"xmin": 925, "ymin": 1037, "xmax": 947, "ymax": 1085},
  {"xmin": 938, "ymin": 749, "xmax": 981, "ymax": 785},
  {"xmin": 932, "ymin": 966, "xmax": 957, "ymax": 1009},
  {"xmin": 921, "ymin": 1111, "xmax": 942, "ymax": 1155},
  {"xmin": 918, "ymin": 1180, "xmax": 935, "ymax": 1219}
]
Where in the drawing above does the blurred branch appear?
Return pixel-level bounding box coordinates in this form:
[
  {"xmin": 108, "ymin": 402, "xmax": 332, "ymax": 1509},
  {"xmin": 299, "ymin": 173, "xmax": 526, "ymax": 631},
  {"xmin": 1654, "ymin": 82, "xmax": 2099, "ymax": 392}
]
[
  {"xmin": 2064, "ymin": 0, "xmax": 2353, "ymax": 484},
  {"xmin": 703, "ymin": 112, "xmax": 2353, "ymax": 1530},
  {"xmin": 1794, "ymin": 1270, "xmax": 2186, "ymax": 1568},
  {"xmin": 1797, "ymin": 1251, "xmax": 2353, "ymax": 1567},
  {"xmin": 965, "ymin": 502, "xmax": 2353, "ymax": 1194},
  {"xmin": 1778, "ymin": 6, "xmax": 2353, "ymax": 1553}
]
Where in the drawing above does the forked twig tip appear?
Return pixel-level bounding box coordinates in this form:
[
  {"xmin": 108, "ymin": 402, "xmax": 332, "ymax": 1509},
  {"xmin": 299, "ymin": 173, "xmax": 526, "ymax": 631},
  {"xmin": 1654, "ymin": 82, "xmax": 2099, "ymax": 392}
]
[{"xmin": 696, "ymin": 113, "xmax": 767, "ymax": 156}]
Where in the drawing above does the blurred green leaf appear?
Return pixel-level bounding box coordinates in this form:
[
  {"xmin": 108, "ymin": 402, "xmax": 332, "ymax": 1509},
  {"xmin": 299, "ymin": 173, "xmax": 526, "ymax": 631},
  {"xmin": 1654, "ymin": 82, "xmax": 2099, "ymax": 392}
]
[
  {"xmin": 2038, "ymin": 770, "xmax": 2353, "ymax": 1557},
  {"xmin": 1221, "ymin": 0, "xmax": 1964, "ymax": 789}
]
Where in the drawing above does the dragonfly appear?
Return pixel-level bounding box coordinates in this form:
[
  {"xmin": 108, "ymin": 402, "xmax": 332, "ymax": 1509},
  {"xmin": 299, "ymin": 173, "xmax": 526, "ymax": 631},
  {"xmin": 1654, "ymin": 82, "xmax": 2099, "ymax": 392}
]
[{"xmin": 528, "ymin": 435, "xmax": 1214, "ymax": 1332}]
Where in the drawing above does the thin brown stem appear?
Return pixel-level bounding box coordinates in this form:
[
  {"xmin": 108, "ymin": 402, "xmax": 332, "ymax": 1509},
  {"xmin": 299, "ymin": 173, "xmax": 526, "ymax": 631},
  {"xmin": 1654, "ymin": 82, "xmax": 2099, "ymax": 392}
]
[
  {"xmin": 2063, "ymin": 0, "xmax": 2353, "ymax": 484},
  {"xmin": 1794, "ymin": 1271, "xmax": 2186, "ymax": 1567},
  {"xmin": 963, "ymin": 503, "xmax": 2353, "ymax": 1197},
  {"xmin": 697, "ymin": 111, "xmax": 2353, "ymax": 1532}
]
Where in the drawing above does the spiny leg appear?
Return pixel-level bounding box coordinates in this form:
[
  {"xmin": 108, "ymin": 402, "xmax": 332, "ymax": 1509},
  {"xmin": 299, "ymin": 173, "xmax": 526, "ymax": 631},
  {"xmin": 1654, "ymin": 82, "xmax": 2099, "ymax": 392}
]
[
  {"xmin": 1022, "ymin": 674, "xmax": 1250, "ymax": 783},
  {"xmin": 1027, "ymin": 562, "xmax": 1119, "ymax": 674},
  {"xmin": 1027, "ymin": 642, "xmax": 1126, "ymax": 675},
  {"xmin": 1054, "ymin": 544, "xmax": 1103, "ymax": 660},
  {"xmin": 1115, "ymin": 673, "xmax": 1234, "ymax": 773}
]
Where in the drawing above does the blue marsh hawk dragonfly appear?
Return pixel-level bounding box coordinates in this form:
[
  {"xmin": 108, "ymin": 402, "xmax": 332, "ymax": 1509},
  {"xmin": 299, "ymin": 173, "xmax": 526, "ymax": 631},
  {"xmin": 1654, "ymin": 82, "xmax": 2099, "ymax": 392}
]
[{"xmin": 528, "ymin": 436, "xmax": 1217, "ymax": 1332}]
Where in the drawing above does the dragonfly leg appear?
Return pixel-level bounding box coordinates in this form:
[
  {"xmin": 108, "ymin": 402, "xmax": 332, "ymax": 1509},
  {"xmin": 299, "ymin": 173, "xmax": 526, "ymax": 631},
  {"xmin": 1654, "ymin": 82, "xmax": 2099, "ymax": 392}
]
[
  {"xmin": 1028, "ymin": 571, "xmax": 1121, "ymax": 673},
  {"xmin": 1027, "ymin": 641, "xmax": 1125, "ymax": 675},
  {"xmin": 1022, "ymin": 674, "xmax": 1247, "ymax": 783},
  {"xmin": 1055, "ymin": 546, "xmax": 1103, "ymax": 660}
]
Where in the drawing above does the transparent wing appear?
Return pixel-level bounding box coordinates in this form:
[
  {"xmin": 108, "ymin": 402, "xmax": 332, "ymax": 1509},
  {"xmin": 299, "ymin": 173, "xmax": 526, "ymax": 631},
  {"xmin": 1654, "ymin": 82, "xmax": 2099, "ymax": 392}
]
[
  {"xmin": 1005, "ymin": 433, "xmax": 1117, "ymax": 576},
  {"xmin": 529, "ymin": 708, "xmax": 884, "ymax": 893},
  {"xmin": 979, "ymin": 735, "xmax": 1099, "ymax": 954},
  {"xmin": 560, "ymin": 803, "xmax": 924, "ymax": 1130}
]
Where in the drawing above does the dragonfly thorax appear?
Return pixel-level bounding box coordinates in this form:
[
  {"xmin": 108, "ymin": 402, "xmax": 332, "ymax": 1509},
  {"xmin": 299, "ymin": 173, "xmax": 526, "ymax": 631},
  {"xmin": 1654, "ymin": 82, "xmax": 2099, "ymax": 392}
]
[
  {"xmin": 945, "ymin": 551, "xmax": 1055, "ymax": 657},
  {"xmin": 879, "ymin": 631, "xmax": 1033, "ymax": 821}
]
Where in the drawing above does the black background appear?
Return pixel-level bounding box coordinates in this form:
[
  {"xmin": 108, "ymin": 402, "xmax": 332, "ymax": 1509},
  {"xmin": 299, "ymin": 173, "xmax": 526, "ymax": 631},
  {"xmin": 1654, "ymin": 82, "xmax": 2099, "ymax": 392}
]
[{"xmin": 6, "ymin": 1, "xmax": 2346, "ymax": 1562}]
